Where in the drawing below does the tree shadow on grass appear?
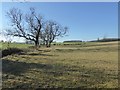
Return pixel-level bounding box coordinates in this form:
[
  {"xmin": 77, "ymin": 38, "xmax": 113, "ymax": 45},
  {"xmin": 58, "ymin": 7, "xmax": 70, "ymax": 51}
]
[
  {"xmin": 37, "ymin": 49, "xmax": 51, "ymax": 52},
  {"xmin": 18, "ymin": 49, "xmax": 57, "ymax": 56},
  {"xmin": 2, "ymin": 58, "xmax": 116, "ymax": 80},
  {"xmin": 2, "ymin": 59, "xmax": 118, "ymax": 88},
  {"xmin": 28, "ymin": 53, "xmax": 55, "ymax": 56},
  {"xmin": 2, "ymin": 48, "xmax": 54, "ymax": 58},
  {"xmin": 2, "ymin": 59, "xmax": 53, "ymax": 76}
]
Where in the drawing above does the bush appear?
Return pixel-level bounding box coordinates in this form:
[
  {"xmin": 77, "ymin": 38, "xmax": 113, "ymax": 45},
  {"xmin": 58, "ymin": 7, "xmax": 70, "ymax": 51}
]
[
  {"xmin": 2, "ymin": 48, "xmax": 24, "ymax": 57},
  {"xmin": 28, "ymin": 46, "xmax": 36, "ymax": 49}
]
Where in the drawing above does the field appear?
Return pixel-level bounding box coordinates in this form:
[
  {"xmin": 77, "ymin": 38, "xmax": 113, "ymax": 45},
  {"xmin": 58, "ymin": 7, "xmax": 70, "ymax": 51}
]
[{"xmin": 1, "ymin": 41, "xmax": 119, "ymax": 88}]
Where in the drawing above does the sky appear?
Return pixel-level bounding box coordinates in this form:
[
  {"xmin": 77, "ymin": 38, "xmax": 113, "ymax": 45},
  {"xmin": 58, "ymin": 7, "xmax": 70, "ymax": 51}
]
[
  {"xmin": 0, "ymin": 2, "xmax": 118, "ymax": 42},
  {"xmin": 1, "ymin": 0, "xmax": 119, "ymax": 2}
]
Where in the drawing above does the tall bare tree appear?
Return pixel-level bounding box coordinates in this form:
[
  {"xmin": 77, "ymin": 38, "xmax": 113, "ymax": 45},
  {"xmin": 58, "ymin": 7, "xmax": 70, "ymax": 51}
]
[
  {"xmin": 6, "ymin": 7, "xmax": 43, "ymax": 47},
  {"xmin": 42, "ymin": 21, "xmax": 68, "ymax": 47}
]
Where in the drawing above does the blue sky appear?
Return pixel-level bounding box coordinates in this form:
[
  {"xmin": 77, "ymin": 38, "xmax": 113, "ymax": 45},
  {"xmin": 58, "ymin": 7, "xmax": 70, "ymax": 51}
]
[{"xmin": 0, "ymin": 2, "xmax": 118, "ymax": 42}]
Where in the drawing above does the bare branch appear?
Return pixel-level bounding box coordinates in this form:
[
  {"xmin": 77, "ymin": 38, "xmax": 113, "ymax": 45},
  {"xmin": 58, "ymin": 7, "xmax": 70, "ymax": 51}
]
[
  {"xmin": 42, "ymin": 20, "xmax": 68, "ymax": 47},
  {"xmin": 6, "ymin": 7, "xmax": 44, "ymax": 47}
]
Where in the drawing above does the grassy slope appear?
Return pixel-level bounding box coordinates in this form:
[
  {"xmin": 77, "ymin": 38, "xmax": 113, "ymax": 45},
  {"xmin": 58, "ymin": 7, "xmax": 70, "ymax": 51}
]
[
  {"xmin": 0, "ymin": 42, "xmax": 32, "ymax": 50},
  {"xmin": 2, "ymin": 41, "xmax": 119, "ymax": 88}
]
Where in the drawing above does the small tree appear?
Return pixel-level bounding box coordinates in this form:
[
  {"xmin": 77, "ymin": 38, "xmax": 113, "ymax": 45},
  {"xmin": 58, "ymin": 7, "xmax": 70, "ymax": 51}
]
[
  {"xmin": 42, "ymin": 21, "xmax": 68, "ymax": 47},
  {"xmin": 97, "ymin": 37, "xmax": 99, "ymax": 41}
]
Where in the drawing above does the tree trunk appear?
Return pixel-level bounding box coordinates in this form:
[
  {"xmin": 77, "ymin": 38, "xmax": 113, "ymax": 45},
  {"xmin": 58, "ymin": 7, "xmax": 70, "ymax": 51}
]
[
  {"xmin": 46, "ymin": 41, "xmax": 51, "ymax": 47},
  {"xmin": 48, "ymin": 42, "xmax": 51, "ymax": 47},
  {"xmin": 35, "ymin": 40, "xmax": 39, "ymax": 48},
  {"xmin": 45, "ymin": 41, "xmax": 48, "ymax": 47}
]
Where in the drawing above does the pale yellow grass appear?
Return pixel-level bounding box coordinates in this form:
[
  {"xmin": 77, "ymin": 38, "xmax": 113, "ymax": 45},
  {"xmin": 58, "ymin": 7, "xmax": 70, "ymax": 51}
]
[{"xmin": 2, "ymin": 41, "xmax": 118, "ymax": 88}]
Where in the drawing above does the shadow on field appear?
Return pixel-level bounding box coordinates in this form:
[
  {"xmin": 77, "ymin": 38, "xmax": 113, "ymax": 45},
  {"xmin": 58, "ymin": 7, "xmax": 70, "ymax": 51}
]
[
  {"xmin": 2, "ymin": 58, "xmax": 118, "ymax": 88},
  {"xmin": 28, "ymin": 53, "xmax": 55, "ymax": 56},
  {"xmin": 2, "ymin": 59, "xmax": 53, "ymax": 76},
  {"xmin": 2, "ymin": 48, "xmax": 52, "ymax": 58},
  {"xmin": 37, "ymin": 49, "xmax": 51, "ymax": 52}
]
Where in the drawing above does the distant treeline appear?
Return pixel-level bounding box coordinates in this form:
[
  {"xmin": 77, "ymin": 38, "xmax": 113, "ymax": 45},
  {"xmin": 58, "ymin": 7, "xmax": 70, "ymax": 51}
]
[
  {"xmin": 89, "ymin": 38, "xmax": 120, "ymax": 42},
  {"xmin": 63, "ymin": 40, "xmax": 82, "ymax": 43},
  {"xmin": 63, "ymin": 38, "xmax": 120, "ymax": 43}
]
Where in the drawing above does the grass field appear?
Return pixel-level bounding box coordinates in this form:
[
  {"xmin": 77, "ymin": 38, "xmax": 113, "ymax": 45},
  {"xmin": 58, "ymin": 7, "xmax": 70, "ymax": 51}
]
[
  {"xmin": 1, "ymin": 41, "xmax": 119, "ymax": 88},
  {"xmin": 0, "ymin": 42, "xmax": 32, "ymax": 50}
]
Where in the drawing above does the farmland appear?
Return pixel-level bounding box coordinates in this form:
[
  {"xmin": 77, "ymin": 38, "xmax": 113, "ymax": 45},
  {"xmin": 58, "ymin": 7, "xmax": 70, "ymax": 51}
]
[{"xmin": 1, "ymin": 41, "xmax": 119, "ymax": 88}]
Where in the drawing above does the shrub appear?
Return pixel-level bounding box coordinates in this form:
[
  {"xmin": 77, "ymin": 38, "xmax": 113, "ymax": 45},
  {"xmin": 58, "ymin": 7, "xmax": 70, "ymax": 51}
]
[{"xmin": 2, "ymin": 48, "xmax": 24, "ymax": 57}]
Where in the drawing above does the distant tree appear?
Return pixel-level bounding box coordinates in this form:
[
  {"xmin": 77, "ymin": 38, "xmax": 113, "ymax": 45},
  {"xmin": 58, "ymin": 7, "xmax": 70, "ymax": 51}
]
[
  {"xmin": 3, "ymin": 30, "xmax": 13, "ymax": 48},
  {"xmin": 42, "ymin": 21, "xmax": 68, "ymax": 47},
  {"xmin": 6, "ymin": 7, "xmax": 43, "ymax": 48},
  {"xmin": 97, "ymin": 37, "xmax": 99, "ymax": 41},
  {"xmin": 0, "ymin": 40, "xmax": 4, "ymax": 42}
]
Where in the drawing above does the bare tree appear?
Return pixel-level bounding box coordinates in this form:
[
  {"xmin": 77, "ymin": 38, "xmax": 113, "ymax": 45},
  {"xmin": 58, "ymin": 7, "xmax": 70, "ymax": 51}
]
[
  {"xmin": 42, "ymin": 21, "xmax": 68, "ymax": 47},
  {"xmin": 6, "ymin": 7, "xmax": 43, "ymax": 48}
]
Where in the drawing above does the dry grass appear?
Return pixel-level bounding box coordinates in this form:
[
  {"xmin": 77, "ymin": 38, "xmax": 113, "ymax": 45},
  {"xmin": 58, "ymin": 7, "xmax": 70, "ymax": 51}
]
[{"xmin": 2, "ymin": 41, "xmax": 118, "ymax": 88}]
